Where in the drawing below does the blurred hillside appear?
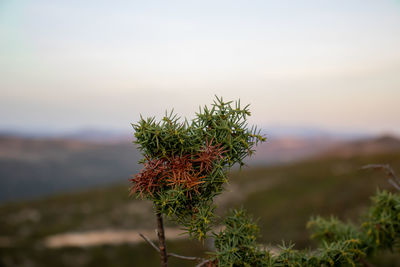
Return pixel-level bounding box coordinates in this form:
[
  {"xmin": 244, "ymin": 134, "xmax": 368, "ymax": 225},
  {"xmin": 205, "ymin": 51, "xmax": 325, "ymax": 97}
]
[
  {"xmin": 318, "ymin": 135, "xmax": 400, "ymax": 158},
  {"xmin": 1, "ymin": 133, "xmax": 399, "ymax": 202},
  {"xmin": 0, "ymin": 136, "xmax": 141, "ymax": 202},
  {"xmin": 0, "ymin": 135, "xmax": 400, "ymax": 266},
  {"xmin": 0, "ymin": 134, "xmax": 333, "ymax": 202}
]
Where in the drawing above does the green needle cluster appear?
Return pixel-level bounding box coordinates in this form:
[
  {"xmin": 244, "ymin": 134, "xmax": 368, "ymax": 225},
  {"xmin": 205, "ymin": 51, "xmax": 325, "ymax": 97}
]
[
  {"xmin": 131, "ymin": 96, "xmax": 265, "ymax": 239},
  {"xmin": 211, "ymin": 190, "xmax": 400, "ymax": 266}
]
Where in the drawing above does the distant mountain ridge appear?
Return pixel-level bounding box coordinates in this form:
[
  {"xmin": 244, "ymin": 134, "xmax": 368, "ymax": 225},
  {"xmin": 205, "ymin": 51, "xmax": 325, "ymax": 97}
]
[
  {"xmin": 0, "ymin": 124, "xmax": 372, "ymax": 143},
  {"xmin": 0, "ymin": 135, "xmax": 141, "ymax": 202},
  {"xmin": 261, "ymin": 125, "xmax": 370, "ymax": 139},
  {"xmin": 319, "ymin": 135, "xmax": 400, "ymax": 158},
  {"xmin": 251, "ymin": 136, "xmax": 340, "ymax": 165},
  {"xmin": 1, "ymin": 133, "xmax": 399, "ymax": 203},
  {"xmin": 252, "ymin": 134, "xmax": 400, "ymax": 165},
  {"xmin": 0, "ymin": 135, "xmax": 100, "ymax": 161}
]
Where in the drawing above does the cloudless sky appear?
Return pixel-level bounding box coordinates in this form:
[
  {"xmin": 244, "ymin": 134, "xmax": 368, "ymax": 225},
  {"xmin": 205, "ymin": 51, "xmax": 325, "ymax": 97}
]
[{"xmin": 1, "ymin": 0, "xmax": 400, "ymax": 135}]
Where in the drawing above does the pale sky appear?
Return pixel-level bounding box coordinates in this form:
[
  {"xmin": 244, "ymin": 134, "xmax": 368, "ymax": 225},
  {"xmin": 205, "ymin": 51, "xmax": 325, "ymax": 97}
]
[{"xmin": 1, "ymin": 0, "xmax": 400, "ymax": 135}]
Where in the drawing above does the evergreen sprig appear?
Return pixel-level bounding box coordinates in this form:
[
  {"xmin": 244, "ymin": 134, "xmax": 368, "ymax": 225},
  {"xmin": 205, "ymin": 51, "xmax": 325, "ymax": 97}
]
[{"xmin": 130, "ymin": 96, "xmax": 265, "ymax": 239}]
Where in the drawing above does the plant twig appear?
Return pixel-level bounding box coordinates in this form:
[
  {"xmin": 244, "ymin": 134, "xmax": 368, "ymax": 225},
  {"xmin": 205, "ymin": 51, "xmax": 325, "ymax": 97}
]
[
  {"xmin": 168, "ymin": 252, "xmax": 204, "ymax": 261},
  {"xmin": 139, "ymin": 233, "xmax": 207, "ymax": 262},
  {"xmin": 195, "ymin": 259, "xmax": 211, "ymax": 267},
  {"xmin": 139, "ymin": 233, "xmax": 160, "ymax": 252},
  {"xmin": 388, "ymin": 179, "xmax": 400, "ymax": 191},
  {"xmin": 156, "ymin": 210, "xmax": 168, "ymax": 267},
  {"xmin": 362, "ymin": 164, "xmax": 400, "ymax": 191}
]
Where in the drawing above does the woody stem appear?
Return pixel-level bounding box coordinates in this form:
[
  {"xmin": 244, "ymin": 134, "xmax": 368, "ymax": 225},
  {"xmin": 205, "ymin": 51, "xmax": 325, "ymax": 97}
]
[{"xmin": 156, "ymin": 207, "xmax": 168, "ymax": 267}]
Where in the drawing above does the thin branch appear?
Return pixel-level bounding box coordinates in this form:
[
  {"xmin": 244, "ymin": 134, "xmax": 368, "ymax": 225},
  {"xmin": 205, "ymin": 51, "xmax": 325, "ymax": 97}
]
[
  {"xmin": 362, "ymin": 164, "xmax": 400, "ymax": 191},
  {"xmin": 195, "ymin": 259, "xmax": 211, "ymax": 267},
  {"xmin": 362, "ymin": 164, "xmax": 400, "ymax": 181},
  {"xmin": 139, "ymin": 233, "xmax": 160, "ymax": 252},
  {"xmin": 168, "ymin": 252, "xmax": 204, "ymax": 261},
  {"xmin": 139, "ymin": 233, "xmax": 208, "ymax": 262},
  {"xmin": 389, "ymin": 179, "xmax": 400, "ymax": 191}
]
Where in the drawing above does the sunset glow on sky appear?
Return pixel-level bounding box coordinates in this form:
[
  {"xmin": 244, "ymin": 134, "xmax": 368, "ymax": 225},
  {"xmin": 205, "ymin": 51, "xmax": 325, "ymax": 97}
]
[{"xmin": 1, "ymin": 0, "xmax": 400, "ymax": 135}]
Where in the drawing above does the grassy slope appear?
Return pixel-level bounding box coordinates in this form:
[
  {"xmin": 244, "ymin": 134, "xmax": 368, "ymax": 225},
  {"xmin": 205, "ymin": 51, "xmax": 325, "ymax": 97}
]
[{"xmin": 1, "ymin": 152, "xmax": 400, "ymax": 266}]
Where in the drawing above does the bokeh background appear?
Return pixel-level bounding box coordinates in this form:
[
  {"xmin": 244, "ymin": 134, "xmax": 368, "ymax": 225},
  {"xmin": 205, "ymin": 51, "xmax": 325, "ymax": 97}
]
[{"xmin": 1, "ymin": 1, "xmax": 400, "ymax": 266}]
